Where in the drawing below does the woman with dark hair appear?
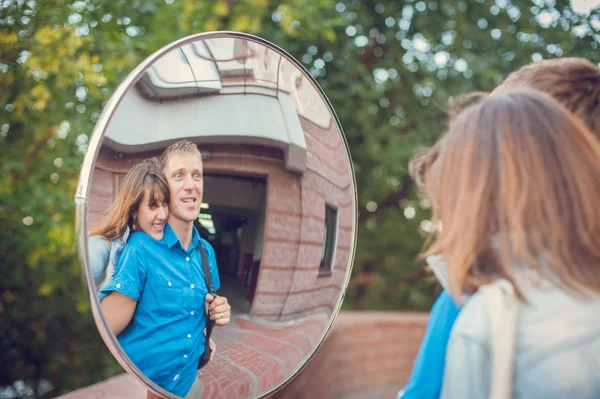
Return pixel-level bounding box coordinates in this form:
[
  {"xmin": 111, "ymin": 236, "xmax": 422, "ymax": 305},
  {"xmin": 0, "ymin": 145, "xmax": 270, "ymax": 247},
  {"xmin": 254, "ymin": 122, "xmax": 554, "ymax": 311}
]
[
  {"xmin": 413, "ymin": 88, "xmax": 600, "ymax": 398},
  {"xmin": 88, "ymin": 157, "xmax": 169, "ymax": 301}
]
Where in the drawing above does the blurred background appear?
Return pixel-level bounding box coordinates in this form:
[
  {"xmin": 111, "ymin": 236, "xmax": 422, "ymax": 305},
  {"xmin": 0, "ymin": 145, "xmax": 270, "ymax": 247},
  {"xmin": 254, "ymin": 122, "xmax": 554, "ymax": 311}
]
[{"xmin": 0, "ymin": 0, "xmax": 598, "ymax": 397}]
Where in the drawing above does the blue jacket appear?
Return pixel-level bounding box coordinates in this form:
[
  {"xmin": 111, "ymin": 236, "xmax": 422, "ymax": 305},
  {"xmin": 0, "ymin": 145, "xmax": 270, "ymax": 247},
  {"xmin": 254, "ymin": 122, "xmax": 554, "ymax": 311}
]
[
  {"xmin": 398, "ymin": 289, "xmax": 461, "ymax": 399},
  {"xmin": 88, "ymin": 227, "xmax": 130, "ymax": 301}
]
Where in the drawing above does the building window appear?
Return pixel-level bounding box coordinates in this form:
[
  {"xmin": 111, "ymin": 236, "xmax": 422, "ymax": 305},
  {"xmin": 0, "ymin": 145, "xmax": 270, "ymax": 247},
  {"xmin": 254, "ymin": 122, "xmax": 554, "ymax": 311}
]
[{"xmin": 319, "ymin": 205, "xmax": 338, "ymax": 276}]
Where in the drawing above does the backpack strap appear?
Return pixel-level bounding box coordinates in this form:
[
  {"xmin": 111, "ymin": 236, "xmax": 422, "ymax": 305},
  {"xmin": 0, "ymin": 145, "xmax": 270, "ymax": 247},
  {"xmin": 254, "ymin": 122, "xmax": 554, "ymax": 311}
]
[
  {"xmin": 199, "ymin": 243, "xmax": 218, "ymax": 297},
  {"xmin": 197, "ymin": 242, "xmax": 218, "ymax": 369},
  {"xmin": 480, "ymin": 279, "xmax": 519, "ymax": 399}
]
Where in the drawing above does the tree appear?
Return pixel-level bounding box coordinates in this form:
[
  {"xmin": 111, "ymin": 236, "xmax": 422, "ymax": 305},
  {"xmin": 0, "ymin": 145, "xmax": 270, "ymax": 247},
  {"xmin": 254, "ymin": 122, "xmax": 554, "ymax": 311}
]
[
  {"xmin": 1, "ymin": 0, "xmax": 598, "ymax": 396},
  {"xmin": 249, "ymin": 0, "xmax": 599, "ymax": 311},
  {"xmin": 281, "ymin": 0, "xmax": 600, "ymax": 311},
  {"xmin": 0, "ymin": 0, "xmax": 339, "ymax": 396}
]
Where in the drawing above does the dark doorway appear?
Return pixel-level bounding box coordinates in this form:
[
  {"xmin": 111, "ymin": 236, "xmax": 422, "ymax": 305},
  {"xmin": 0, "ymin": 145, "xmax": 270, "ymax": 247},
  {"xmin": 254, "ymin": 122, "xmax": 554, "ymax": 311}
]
[{"xmin": 199, "ymin": 175, "xmax": 267, "ymax": 317}]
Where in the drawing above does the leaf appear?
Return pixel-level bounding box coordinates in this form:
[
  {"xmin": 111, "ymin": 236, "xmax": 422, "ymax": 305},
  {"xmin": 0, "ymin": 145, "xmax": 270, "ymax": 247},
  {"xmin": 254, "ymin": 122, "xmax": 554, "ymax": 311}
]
[
  {"xmin": 0, "ymin": 32, "xmax": 19, "ymax": 46},
  {"xmin": 204, "ymin": 18, "xmax": 222, "ymax": 32},
  {"xmin": 231, "ymin": 14, "xmax": 252, "ymax": 32},
  {"xmin": 38, "ymin": 283, "xmax": 54, "ymax": 296},
  {"xmin": 30, "ymin": 85, "xmax": 51, "ymax": 112},
  {"xmin": 213, "ymin": 0, "xmax": 229, "ymax": 17},
  {"xmin": 33, "ymin": 26, "xmax": 60, "ymax": 46}
]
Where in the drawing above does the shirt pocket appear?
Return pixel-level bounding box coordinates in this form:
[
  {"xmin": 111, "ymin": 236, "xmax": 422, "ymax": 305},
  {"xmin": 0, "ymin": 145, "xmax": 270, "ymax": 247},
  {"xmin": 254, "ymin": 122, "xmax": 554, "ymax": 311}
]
[
  {"xmin": 153, "ymin": 274, "xmax": 183, "ymax": 318},
  {"xmin": 187, "ymin": 281, "xmax": 207, "ymax": 315}
]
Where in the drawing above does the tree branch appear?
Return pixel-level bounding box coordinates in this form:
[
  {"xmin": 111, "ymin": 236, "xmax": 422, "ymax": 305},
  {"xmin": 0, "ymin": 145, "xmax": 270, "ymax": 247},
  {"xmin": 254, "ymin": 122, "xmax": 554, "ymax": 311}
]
[
  {"xmin": 382, "ymin": 268, "xmax": 431, "ymax": 294},
  {"xmin": 347, "ymin": 272, "xmax": 377, "ymax": 289},
  {"xmin": 349, "ymin": 267, "xmax": 430, "ymax": 291},
  {"xmin": 10, "ymin": 125, "xmax": 58, "ymax": 186},
  {"xmin": 358, "ymin": 180, "xmax": 413, "ymax": 224}
]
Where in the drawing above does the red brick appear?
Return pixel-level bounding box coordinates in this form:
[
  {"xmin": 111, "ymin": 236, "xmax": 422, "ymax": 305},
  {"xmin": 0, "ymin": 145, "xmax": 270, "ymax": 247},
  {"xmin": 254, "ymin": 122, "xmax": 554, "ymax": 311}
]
[
  {"xmin": 57, "ymin": 312, "xmax": 430, "ymax": 399},
  {"xmin": 260, "ymin": 241, "xmax": 299, "ymax": 268}
]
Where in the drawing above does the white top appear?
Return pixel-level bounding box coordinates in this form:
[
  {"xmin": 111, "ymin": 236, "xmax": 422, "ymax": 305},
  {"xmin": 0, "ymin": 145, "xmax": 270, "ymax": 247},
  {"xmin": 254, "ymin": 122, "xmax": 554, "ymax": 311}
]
[{"xmin": 442, "ymin": 272, "xmax": 600, "ymax": 399}]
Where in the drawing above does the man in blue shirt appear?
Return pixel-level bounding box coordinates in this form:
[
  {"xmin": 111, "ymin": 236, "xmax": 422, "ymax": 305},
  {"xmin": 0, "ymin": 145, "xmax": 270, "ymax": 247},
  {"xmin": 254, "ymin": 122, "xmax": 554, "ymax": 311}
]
[{"xmin": 100, "ymin": 141, "xmax": 231, "ymax": 398}]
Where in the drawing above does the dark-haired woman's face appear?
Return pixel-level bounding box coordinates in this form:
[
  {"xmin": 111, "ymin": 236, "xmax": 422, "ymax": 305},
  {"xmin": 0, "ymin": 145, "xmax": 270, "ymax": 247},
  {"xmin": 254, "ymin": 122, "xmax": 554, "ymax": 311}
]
[{"xmin": 134, "ymin": 189, "xmax": 169, "ymax": 240}]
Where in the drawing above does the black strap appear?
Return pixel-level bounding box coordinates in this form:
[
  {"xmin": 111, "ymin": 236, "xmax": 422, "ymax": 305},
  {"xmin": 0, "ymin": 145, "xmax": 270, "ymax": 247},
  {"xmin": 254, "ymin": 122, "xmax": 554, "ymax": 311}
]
[
  {"xmin": 199, "ymin": 244, "xmax": 218, "ymax": 297},
  {"xmin": 198, "ymin": 243, "xmax": 218, "ymax": 369}
]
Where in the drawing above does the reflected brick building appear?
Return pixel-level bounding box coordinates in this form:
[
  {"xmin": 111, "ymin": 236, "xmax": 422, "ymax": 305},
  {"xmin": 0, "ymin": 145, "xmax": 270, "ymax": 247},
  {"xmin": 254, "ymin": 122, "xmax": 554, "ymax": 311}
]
[
  {"xmin": 84, "ymin": 37, "xmax": 357, "ymax": 398},
  {"xmin": 88, "ymin": 38, "xmax": 354, "ymax": 322}
]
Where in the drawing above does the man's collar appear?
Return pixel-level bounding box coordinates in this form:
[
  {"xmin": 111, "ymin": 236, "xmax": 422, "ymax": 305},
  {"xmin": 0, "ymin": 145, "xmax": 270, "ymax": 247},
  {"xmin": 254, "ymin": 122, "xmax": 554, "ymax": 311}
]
[
  {"xmin": 189, "ymin": 224, "xmax": 200, "ymax": 251},
  {"xmin": 163, "ymin": 223, "xmax": 200, "ymax": 251},
  {"xmin": 163, "ymin": 223, "xmax": 179, "ymax": 249}
]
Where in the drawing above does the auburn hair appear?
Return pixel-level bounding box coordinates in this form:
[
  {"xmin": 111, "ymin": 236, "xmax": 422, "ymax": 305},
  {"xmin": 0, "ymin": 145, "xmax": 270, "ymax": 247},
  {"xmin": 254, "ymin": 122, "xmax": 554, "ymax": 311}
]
[
  {"xmin": 411, "ymin": 88, "xmax": 600, "ymax": 300},
  {"xmin": 493, "ymin": 57, "xmax": 600, "ymax": 138}
]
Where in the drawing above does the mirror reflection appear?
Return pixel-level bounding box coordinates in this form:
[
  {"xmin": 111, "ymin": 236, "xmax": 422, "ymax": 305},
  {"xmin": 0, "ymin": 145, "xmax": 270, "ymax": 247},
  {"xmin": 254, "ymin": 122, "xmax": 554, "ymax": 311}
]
[{"xmin": 81, "ymin": 33, "xmax": 356, "ymax": 399}]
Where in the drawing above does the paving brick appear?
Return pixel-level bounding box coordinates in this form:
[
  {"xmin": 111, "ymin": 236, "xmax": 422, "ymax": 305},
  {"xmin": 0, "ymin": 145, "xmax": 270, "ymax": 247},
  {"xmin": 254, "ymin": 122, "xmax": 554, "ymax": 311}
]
[{"xmin": 57, "ymin": 312, "xmax": 428, "ymax": 399}]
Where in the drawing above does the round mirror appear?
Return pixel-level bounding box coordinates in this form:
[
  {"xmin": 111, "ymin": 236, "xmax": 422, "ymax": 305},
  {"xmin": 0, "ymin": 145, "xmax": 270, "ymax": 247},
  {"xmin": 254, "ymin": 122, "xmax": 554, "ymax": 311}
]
[{"xmin": 75, "ymin": 31, "xmax": 357, "ymax": 399}]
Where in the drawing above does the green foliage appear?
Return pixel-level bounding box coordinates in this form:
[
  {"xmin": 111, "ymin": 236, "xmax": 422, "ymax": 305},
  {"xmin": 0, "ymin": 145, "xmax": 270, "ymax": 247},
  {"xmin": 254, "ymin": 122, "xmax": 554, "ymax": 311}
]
[
  {"xmin": 1, "ymin": 0, "xmax": 599, "ymax": 396},
  {"xmin": 261, "ymin": 0, "xmax": 599, "ymax": 311},
  {"xmin": 289, "ymin": 0, "xmax": 600, "ymax": 311}
]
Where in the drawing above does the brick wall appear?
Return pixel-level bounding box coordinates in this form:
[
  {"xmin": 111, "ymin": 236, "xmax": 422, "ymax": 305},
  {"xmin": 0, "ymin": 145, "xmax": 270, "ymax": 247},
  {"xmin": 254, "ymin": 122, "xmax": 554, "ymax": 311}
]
[
  {"xmin": 270, "ymin": 312, "xmax": 428, "ymax": 399},
  {"xmin": 88, "ymin": 115, "xmax": 355, "ymax": 322},
  {"xmin": 56, "ymin": 311, "xmax": 428, "ymax": 399},
  {"xmin": 276, "ymin": 115, "xmax": 354, "ymax": 320}
]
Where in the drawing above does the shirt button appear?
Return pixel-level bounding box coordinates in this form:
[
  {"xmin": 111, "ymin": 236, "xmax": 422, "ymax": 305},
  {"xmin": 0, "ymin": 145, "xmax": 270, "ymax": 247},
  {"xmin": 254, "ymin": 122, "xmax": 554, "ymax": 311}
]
[
  {"xmin": 116, "ymin": 283, "xmax": 121, "ymax": 288},
  {"xmin": 190, "ymin": 284, "xmax": 195, "ymax": 289},
  {"xmin": 186, "ymin": 257, "xmax": 190, "ymax": 261},
  {"xmin": 168, "ymin": 282, "xmax": 172, "ymax": 287},
  {"xmin": 173, "ymin": 374, "xmax": 179, "ymax": 381},
  {"xmin": 184, "ymin": 354, "xmax": 188, "ymax": 359},
  {"xmin": 187, "ymin": 334, "xmax": 192, "ymax": 338},
  {"xmin": 190, "ymin": 311, "xmax": 195, "ymax": 315}
]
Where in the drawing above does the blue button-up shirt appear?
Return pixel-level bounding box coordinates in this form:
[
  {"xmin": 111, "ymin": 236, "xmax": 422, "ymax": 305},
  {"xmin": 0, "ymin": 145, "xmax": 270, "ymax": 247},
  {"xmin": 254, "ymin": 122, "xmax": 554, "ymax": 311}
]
[{"xmin": 100, "ymin": 223, "xmax": 220, "ymax": 397}]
